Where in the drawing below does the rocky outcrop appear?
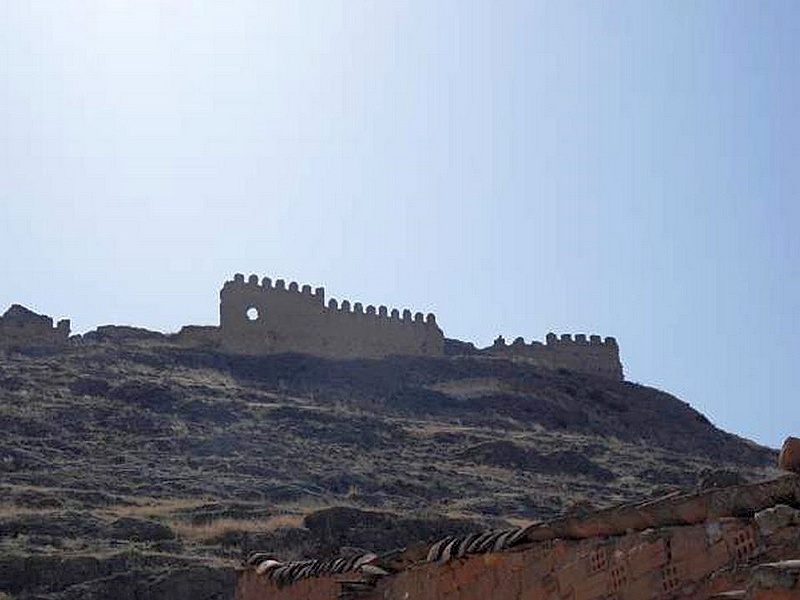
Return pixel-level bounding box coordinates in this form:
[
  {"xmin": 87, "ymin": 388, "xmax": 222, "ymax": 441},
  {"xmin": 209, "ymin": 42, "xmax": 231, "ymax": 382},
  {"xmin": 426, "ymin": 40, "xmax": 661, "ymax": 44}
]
[
  {"xmin": 0, "ymin": 304, "xmax": 69, "ymax": 350},
  {"xmin": 778, "ymin": 437, "xmax": 800, "ymax": 474}
]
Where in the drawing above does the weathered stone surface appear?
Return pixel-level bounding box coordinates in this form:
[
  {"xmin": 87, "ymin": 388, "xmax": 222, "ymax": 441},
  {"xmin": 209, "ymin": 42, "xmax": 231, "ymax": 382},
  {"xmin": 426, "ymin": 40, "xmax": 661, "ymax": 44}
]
[
  {"xmin": 778, "ymin": 437, "xmax": 800, "ymax": 474},
  {"xmin": 749, "ymin": 560, "xmax": 800, "ymax": 600},
  {"xmin": 0, "ymin": 304, "xmax": 69, "ymax": 349},
  {"xmin": 82, "ymin": 325, "xmax": 166, "ymax": 343},
  {"xmin": 755, "ymin": 504, "xmax": 800, "ymax": 535},
  {"xmin": 219, "ymin": 274, "xmax": 444, "ymax": 359},
  {"xmin": 486, "ymin": 333, "xmax": 623, "ymax": 380}
]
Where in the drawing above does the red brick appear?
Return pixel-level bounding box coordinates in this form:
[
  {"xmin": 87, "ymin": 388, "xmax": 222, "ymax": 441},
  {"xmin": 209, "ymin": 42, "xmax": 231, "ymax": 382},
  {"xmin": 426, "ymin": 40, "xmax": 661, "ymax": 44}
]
[
  {"xmin": 670, "ymin": 525, "xmax": 708, "ymax": 564},
  {"xmin": 620, "ymin": 570, "xmax": 661, "ymax": 600},
  {"xmin": 707, "ymin": 540, "xmax": 732, "ymax": 571},
  {"xmin": 572, "ymin": 571, "xmax": 609, "ymax": 600},
  {"xmin": 626, "ymin": 539, "xmax": 667, "ymax": 580},
  {"xmin": 672, "ymin": 496, "xmax": 710, "ymax": 523},
  {"xmin": 751, "ymin": 590, "xmax": 800, "ymax": 600},
  {"xmin": 556, "ymin": 558, "xmax": 586, "ymax": 596},
  {"xmin": 452, "ymin": 557, "xmax": 482, "ymax": 589}
]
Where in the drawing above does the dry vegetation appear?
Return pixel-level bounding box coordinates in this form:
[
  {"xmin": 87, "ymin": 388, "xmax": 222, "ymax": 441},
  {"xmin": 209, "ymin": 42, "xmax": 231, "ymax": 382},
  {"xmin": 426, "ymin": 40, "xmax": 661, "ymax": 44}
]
[{"xmin": 0, "ymin": 340, "xmax": 780, "ymax": 599}]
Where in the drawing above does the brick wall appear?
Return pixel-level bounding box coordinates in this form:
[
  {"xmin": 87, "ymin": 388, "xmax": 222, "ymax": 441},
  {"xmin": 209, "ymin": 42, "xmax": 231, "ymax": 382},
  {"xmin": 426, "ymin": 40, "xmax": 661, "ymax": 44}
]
[{"xmin": 237, "ymin": 475, "xmax": 800, "ymax": 600}]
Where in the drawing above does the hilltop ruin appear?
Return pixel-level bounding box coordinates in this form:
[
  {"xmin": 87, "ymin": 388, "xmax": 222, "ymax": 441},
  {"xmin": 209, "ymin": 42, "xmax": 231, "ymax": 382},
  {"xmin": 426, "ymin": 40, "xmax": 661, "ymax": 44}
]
[
  {"xmin": 487, "ymin": 333, "xmax": 623, "ymax": 380},
  {"xmin": 0, "ymin": 273, "xmax": 624, "ymax": 379},
  {"xmin": 218, "ymin": 274, "xmax": 444, "ymax": 359},
  {"xmin": 0, "ymin": 304, "xmax": 70, "ymax": 350}
]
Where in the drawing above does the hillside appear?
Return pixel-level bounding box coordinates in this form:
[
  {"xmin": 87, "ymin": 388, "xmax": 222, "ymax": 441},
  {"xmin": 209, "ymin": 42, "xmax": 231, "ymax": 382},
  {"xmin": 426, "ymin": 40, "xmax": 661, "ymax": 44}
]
[{"xmin": 0, "ymin": 339, "xmax": 779, "ymax": 599}]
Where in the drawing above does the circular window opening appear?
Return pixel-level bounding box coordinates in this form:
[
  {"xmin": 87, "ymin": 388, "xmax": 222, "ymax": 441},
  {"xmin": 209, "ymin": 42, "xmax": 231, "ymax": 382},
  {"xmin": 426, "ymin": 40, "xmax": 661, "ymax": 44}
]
[{"xmin": 246, "ymin": 307, "xmax": 260, "ymax": 321}]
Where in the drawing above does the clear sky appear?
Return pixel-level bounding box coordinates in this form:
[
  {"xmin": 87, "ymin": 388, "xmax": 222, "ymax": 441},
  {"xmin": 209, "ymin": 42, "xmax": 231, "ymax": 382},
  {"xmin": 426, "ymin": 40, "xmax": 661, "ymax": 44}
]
[{"xmin": 2, "ymin": 2, "xmax": 798, "ymax": 449}]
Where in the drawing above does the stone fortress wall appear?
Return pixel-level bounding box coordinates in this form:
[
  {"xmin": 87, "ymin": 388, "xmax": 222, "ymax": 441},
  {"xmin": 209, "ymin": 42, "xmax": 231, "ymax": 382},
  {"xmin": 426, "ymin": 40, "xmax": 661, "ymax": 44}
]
[
  {"xmin": 219, "ymin": 274, "xmax": 445, "ymax": 359},
  {"xmin": 0, "ymin": 304, "xmax": 70, "ymax": 349},
  {"xmin": 0, "ymin": 274, "xmax": 625, "ymax": 380},
  {"xmin": 486, "ymin": 333, "xmax": 623, "ymax": 380}
]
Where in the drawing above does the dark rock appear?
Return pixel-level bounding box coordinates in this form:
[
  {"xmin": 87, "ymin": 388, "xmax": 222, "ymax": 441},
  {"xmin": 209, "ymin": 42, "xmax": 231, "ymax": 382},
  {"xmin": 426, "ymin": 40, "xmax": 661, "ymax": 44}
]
[
  {"xmin": 0, "ymin": 512, "xmax": 105, "ymax": 540},
  {"xmin": 107, "ymin": 517, "xmax": 175, "ymax": 542},
  {"xmin": 109, "ymin": 381, "xmax": 179, "ymax": 412},
  {"xmin": 83, "ymin": 326, "xmax": 166, "ymax": 344},
  {"xmin": 303, "ymin": 507, "xmax": 475, "ymax": 555},
  {"xmin": 697, "ymin": 468, "xmax": 747, "ymax": 490},
  {"xmin": 69, "ymin": 377, "xmax": 111, "ymax": 397},
  {"xmin": 457, "ymin": 441, "xmax": 614, "ymax": 481}
]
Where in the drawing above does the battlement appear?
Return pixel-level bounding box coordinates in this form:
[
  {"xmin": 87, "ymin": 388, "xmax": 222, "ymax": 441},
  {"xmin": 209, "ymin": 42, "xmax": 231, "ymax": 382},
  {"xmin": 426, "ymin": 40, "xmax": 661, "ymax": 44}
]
[
  {"xmin": 220, "ymin": 274, "xmax": 444, "ymax": 359},
  {"xmin": 227, "ymin": 274, "xmax": 327, "ymax": 303},
  {"xmin": 545, "ymin": 332, "xmax": 617, "ymax": 347},
  {"xmin": 488, "ymin": 332, "xmax": 623, "ymax": 380},
  {"xmin": 224, "ymin": 274, "xmax": 438, "ymax": 326},
  {"xmin": 219, "ymin": 274, "xmax": 622, "ymax": 371}
]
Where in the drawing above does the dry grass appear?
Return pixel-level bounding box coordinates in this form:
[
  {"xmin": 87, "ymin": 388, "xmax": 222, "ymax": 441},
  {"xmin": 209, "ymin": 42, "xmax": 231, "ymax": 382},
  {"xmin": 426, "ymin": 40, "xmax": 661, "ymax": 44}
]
[
  {"xmin": 428, "ymin": 377, "xmax": 507, "ymax": 399},
  {"xmin": 102, "ymin": 497, "xmax": 214, "ymax": 519},
  {"xmin": 169, "ymin": 514, "xmax": 305, "ymax": 542},
  {"xmin": 0, "ymin": 504, "xmax": 62, "ymax": 518}
]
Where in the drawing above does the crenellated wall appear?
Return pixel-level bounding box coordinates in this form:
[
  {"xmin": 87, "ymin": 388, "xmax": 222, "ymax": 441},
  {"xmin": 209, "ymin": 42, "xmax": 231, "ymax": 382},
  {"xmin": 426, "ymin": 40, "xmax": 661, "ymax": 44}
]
[
  {"xmin": 219, "ymin": 274, "xmax": 444, "ymax": 359},
  {"xmin": 486, "ymin": 333, "xmax": 623, "ymax": 380},
  {"xmin": 0, "ymin": 304, "xmax": 70, "ymax": 349}
]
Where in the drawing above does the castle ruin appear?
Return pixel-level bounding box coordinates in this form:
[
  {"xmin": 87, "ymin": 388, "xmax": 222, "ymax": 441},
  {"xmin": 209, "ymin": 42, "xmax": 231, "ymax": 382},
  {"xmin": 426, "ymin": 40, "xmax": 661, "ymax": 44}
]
[
  {"xmin": 219, "ymin": 274, "xmax": 445, "ymax": 359},
  {"xmin": 217, "ymin": 274, "xmax": 624, "ymax": 379},
  {"xmin": 0, "ymin": 274, "xmax": 625, "ymax": 379},
  {"xmin": 488, "ymin": 333, "xmax": 623, "ymax": 380},
  {"xmin": 0, "ymin": 304, "xmax": 70, "ymax": 349}
]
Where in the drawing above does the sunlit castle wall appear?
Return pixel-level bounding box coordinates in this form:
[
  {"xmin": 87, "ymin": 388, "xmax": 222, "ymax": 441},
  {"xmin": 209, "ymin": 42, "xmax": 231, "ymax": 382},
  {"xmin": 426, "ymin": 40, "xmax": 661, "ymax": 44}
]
[
  {"xmin": 488, "ymin": 333, "xmax": 623, "ymax": 380},
  {"xmin": 219, "ymin": 274, "xmax": 444, "ymax": 359}
]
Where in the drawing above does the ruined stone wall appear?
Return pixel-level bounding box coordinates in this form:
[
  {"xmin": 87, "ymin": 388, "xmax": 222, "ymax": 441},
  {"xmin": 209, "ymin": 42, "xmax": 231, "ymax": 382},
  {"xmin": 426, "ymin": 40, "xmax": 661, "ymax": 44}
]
[
  {"xmin": 237, "ymin": 516, "xmax": 800, "ymax": 600},
  {"xmin": 236, "ymin": 476, "xmax": 800, "ymax": 600},
  {"xmin": 0, "ymin": 305, "xmax": 70, "ymax": 349},
  {"xmin": 219, "ymin": 274, "xmax": 444, "ymax": 359},
  {"xmin": 172, "ymin": 325, "xmax": 221, "ymax": 348},
  {"xmin": 486, "ymin": 333, "xmax": 623, "ymax": 380}
]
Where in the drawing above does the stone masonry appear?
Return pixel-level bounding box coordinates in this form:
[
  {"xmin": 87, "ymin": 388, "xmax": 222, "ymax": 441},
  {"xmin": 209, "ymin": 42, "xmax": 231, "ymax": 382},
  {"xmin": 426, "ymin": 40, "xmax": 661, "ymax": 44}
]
[
  {"xmin": 0, "ymin": 304, "xmax": 70, "ymax": 349},
  {"xmin": 219, "ymin": 274, "xmax": 445, "ymax": 359},
  {"xmin": 1, "ymin": 273, "xmax": 627, "ymax": 377},
  {"xmin": 217, "ymin": 273, "xmax": 625, "ymax": 376},
  {"xmin": 487, "ymin": 333, "xmax": 624, "ymax": 380}
]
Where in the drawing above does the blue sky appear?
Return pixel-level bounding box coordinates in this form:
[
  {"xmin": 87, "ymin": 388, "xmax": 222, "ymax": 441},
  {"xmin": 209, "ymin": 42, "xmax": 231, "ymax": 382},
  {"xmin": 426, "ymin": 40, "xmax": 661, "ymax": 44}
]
[{"xmin": 1, "ymin": 2, "xmax": 798, "ymax": 448}]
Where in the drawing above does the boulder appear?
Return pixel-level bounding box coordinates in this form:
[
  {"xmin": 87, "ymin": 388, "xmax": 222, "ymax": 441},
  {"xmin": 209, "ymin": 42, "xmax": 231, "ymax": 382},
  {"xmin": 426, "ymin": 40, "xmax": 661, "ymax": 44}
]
[{"xmin": 778, "ymin": 437, "xmax": 800, "ymax": 474}]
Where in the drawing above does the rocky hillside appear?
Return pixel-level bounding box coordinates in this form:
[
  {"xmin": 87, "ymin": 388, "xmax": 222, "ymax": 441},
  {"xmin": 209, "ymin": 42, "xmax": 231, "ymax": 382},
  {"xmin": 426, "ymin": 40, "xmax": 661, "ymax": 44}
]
[{"xmin": 0, "ymin": 339, "xmax": 779, "ymax": 599}]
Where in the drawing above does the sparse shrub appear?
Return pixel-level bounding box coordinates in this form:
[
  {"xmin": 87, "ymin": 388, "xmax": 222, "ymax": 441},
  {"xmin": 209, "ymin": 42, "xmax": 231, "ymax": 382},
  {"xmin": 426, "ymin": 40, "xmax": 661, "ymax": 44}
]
[
  {"xmin": 68, "ymin": 377, "xmax": 110, "ymax": 397},
  {"xmin": 109, "ymin": 380, "xmax": 178, "ymax": 412}
]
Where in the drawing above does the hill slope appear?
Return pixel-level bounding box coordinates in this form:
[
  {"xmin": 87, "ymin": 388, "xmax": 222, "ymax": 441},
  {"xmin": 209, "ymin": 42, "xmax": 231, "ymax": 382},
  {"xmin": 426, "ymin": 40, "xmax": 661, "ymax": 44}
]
[{"xmin": 0, "ymin": 341, "xmax": 778, "ymax": 599}]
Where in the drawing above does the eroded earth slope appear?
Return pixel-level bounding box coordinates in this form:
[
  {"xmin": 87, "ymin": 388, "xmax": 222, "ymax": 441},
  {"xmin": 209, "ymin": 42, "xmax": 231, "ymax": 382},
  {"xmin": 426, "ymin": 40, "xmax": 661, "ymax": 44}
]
[{"xmin": 0, "ymin": 340, "xmax": 779, "ymax": 599}]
